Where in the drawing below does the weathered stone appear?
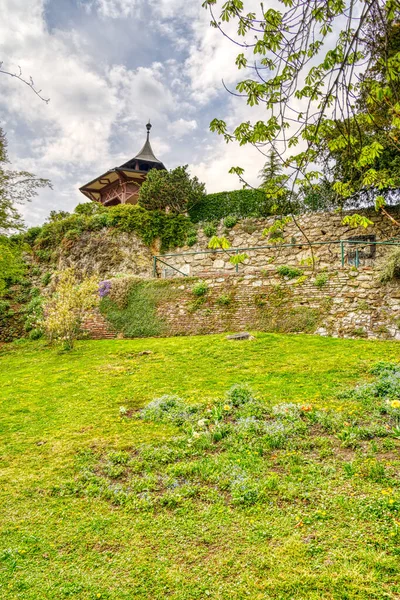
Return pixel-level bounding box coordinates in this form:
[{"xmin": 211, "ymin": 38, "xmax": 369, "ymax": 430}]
[{"xmin": 226, "ymin": 332, "xmax": 255, "ymax": 340}]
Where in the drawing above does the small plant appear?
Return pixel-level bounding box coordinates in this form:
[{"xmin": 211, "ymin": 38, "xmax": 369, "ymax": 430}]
[
  {"xmin": 226, "ymin": 383, "xmax": 254, "ymax": 407},
  {"xmin": 119, "ymin": 406, "xmax": 128, "ymax": 417},
  {"xmin": 276, "ymin": 265, "xmax": 302, "ymax": 279},
  {"xmin": 41, "ymin": 272, "xmax": 52, "ymax": 286},
  {"xmin": 223, "ymin": 215, "xmax": 237, "ymax": 229},
  {"xmin": 216, "ymin": 293, "xmax": 232, "ymax": 306},
  {"xmin": 203, "ymin": 222, "xmax": 217, "ymax": 238},
  {"xmin": 314, "ymin": 273, "xmax": 328, "ymax": 288},
  {"xmin": 186, "ymin": 231, "xmax": 198, "ymax": 247},
  {"xmin": 29, "ymin": 328, "xmax": 43, "ymax": 341},
  {"xmin": 192, "ymin": 281, "xmax": 208, "ymax": 297},
  {"xmin": 295, "ymin": 275, "xmax": 308, "ymax": 285}
]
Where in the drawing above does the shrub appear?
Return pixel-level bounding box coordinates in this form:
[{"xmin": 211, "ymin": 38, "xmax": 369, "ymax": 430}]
[
  {"xmin": 223, "ymin": 215, "xmax": 238, "ymax": 229},
  {"xmin": 0, "ymin": 299, "xmax": 11, "ymax": 319},
  {"xmin": 0, "ymin": 238, "xmax": 26, "ymax": 296},
  {"xmin": 24, "ymin": 295, "xmax": 44, "ymax": 333},
  {"xmin": 88, "ymin": 213, "xmax": 109, "ymax": 230},
  {"xmin": 203, "ymin": 223, "xmax": 217, "ymax": 238},
  {"xmin": 29, "ymin": 328, "xmax": 43, "ymax": 341},
  {"xmin": 23, "ymin": 227, "xmax": 42, "ymax": 245},
  {"xmin": 192, "ymin": 282, "xmax": 208, "ymax": 297},
  {"xmin": 31, "ymin": 205, "xmax": 193, "ymax": 256},
  {"xmin": 74, "ymin": 202, "xmax": 107, "ymax": 216},
  {"xmin": 216, "ymin": 293, "xmax": 231, "ymax": 306},
  {"xmin": 44, "ymin": 268, "xmax": 99, "ymax": 349},
  {"xmin": 276, "ymin": 265, "xmax": 303, "ymax": 279},
  {"xmin": 186, "ymin": 231, "xmax": 198, "ymax": 247},
  {"xmin": 226, "ymin": 383, "xmax": 254, "ymax": 407}
]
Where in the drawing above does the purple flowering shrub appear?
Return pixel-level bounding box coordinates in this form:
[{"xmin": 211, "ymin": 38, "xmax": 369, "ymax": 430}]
[{"xmin": 99, "ymin": 280, "xmax": 111, "ymax": 298}]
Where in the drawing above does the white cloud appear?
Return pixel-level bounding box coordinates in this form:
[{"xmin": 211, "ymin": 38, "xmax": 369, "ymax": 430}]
[
  {"xmin": 81, "ymin": 0, "xmax": 138, "ymax": 18},
  {"xmin": 0, "ymin": 0, "xmax": 290, "ymax": 226},
  {"xmin": 167, "ymin": 119, "xmax": 197, "ymax": 138}
]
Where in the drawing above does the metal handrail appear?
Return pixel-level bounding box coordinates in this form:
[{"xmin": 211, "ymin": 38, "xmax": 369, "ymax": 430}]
[{"xmin": 153, "ymin": 239, "xmax": 400, "ymax": 277}]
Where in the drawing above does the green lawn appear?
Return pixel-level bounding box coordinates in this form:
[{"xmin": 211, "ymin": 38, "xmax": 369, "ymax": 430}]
[{"xmin": 0, "ymin": 333, "xmax": 400, "ymax": 599}]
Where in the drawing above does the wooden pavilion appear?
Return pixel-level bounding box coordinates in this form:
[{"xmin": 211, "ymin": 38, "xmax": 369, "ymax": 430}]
[{"xmin": 79, "ymin": 122, "xmax": 165, "ymax": 206}]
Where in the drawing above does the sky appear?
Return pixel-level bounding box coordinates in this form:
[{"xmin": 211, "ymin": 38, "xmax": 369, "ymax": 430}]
[{"xmin": 0, "ymin": 0, "xmax": 270, "ymax": 227}]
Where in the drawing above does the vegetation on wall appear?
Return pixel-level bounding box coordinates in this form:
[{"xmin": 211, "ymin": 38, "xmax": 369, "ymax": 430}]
[
  {"xmin": 99, "ymin": 277, "xmax": 180, "ymax": 338},
  {"xmin": 378, "ymin": 247, "xmax": 400, "ymax": 283},
  {"xmin": 18, "ymin": 203, "xmax": 194, "ymax": 257}
]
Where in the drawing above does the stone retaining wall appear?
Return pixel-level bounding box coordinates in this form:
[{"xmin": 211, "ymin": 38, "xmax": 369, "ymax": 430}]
[
  {"xmin": 82, "ymin": 266, "xmax": 400, "ymax": 341},
  {"xmin": 158, "ymin": 208, "xmax": 400, "ymax": 278}
]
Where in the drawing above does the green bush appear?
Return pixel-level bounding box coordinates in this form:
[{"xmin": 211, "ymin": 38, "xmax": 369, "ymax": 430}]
[
  {"xmin": 216, "ymin": 293, "xmax": 232, "ymax": 306},
  {"xmin": 223, "ymin": 215, "xmax": 238, "ymax": 229},
  {"xmin": 29, "ymin": 328, "xmax": 43, "ymax": 340},
  {"xmin": 276, "ymin": 265, "xmax": 303, "ymax": 279},
  {"xmin": 203, "ymin": 223, "xmax": 217, "ymax": 238},
  {"xmin": 24, "ymin": 227, "xmax": 42, "ymax": 245},
  {"xmin": 192, "ymin": 282, "xmax": 208, "ymax": 297},
  {"xmin": 74, "ymin": 202, "xmax": 107, "ymax": 216},
  {"xmin": 88, "ymin": 213, "xmax": 109, "ymax": 230}
]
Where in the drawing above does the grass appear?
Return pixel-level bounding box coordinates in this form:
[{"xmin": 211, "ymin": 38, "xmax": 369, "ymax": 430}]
[{"xmin": 1, "ymin": 333, "xmax": 400, "ymax": 599}]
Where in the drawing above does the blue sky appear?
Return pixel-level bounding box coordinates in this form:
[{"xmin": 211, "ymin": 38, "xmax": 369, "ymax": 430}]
[{"xmin": 0, "ymin": 0, "xmax": 267, "ymax": 227}]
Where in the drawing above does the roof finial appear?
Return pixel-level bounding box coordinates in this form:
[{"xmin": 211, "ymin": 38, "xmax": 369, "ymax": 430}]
[{"xmin": 146, "ymin": 120, "xmax": 152, "ymax": 139}]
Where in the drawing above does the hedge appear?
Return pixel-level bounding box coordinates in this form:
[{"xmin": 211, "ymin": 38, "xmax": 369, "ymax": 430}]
[{"xmin": 189, "ymin": 189, "xmax": 269, "ymax": 222}]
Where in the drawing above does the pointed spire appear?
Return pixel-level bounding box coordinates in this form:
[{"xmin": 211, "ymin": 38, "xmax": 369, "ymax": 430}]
[{"xmin": 133, "ymin": 121, "xmax": 162, "ymax": 164}]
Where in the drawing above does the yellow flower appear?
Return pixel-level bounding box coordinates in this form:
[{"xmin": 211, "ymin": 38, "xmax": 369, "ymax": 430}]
[
  {"xmin": 223, "ymin": 404, "xmax": 231, "ymax": 411},
  {"xmin": 390, "ymin": 400, "xmax": 400, "ymax": 409}
]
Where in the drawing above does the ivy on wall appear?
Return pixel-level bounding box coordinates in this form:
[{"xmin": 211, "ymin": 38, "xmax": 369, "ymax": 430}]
[{"xmin": 99, "ymin": 278, "xmax": 181, "ymax": 338}]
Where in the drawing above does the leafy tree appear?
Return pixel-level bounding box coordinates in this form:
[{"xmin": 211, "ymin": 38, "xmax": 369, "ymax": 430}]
[
  {"xmin": 258, "ymin": 149, "xmax": 297, "ymax": 214},
  {"xmin": 204, "ymin": 0, "xmax": 400, "ymax": 224},
  {"xmin": 139, "ymin": 165, "xmax": 206, "ymax": 214},
  {"xmin": 44, "ymin": 268, "xmax": 99, "ymax": 350},
  {"xmin": 258, "ymin": 150, "xmax": 284, "ymax": 188},
  {"xmin": 0, "ymin": 128, "xmax": 50, "ymax": 232},
  {"xmin": 47, "ymin": 210, "xmax": 71, "ymax": 222}
]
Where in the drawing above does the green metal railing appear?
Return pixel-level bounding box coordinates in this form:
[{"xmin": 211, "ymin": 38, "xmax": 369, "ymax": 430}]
[{"xmin": 153, "ymin": 239, "xmax": 400, "ymax": 278}]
